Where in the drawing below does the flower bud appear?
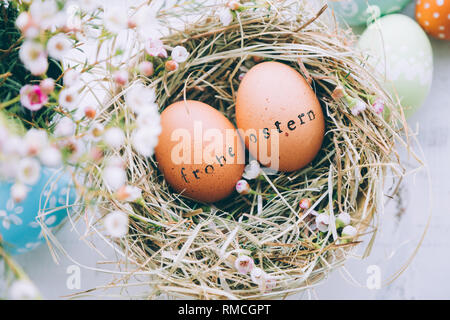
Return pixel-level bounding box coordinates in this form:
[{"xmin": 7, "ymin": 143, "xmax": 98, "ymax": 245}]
[{"xmin": 236, "ymin": 179, "xmax": 250, "ymax": 195}]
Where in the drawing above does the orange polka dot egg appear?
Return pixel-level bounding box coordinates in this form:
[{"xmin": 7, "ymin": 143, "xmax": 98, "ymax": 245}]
[{"xmin": 415, "ymin": 0, "xmax": 450, "ymax": 40}]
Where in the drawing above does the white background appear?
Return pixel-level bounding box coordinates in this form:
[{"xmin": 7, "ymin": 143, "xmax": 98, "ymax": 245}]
[{"xmin": 13, "ymin": 1, "xmax": 450, "ymax": 299}]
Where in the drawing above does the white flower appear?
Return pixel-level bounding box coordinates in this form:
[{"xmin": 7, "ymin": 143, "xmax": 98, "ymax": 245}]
[
  {"xmin": 20, "ymin": 85, "xmax": 48, "ymax": 111},
  {"xmin": 19, "ymin": 41, "xmax": 48, "ymax": 76},
  {"xmin": 125, "ymin": 82, "xmax": 157, "ymax": 114},
  {"xmin": 342, "ymin": 225, "xmax": 357, "ymax": 238},
  {"xmin": 103, "ymin": 6, "xmax": 128, "ymax": 34},
  {"xmin": 63, "ymin": 69, "xmax": 81, "ymax": 87},
  {"xmin": 250, "ymin": 267, "xmax": 265, "ymax": 284},
  {"xmin": 29, "ymin": 0, "xmax": 59, "ymax": 30},
  {"xmin": 171, "ymin": 46, "xmax": 189, "ymax": 63},
  {"xmin": 113, "ymin": 70, "xmax": 129, "ymax": 86},
  {"xmin": 24, "ymin": 129, "xmax": 48, "ymax": 156},
  {"xmin": 315, "ymin": 213, "xmax": 329, "ymax": 232},
  {"xmin": 116, "ymin": 185, "xmax": 142, "ymax": 202},
  {"xmin": 63, "ymin": 138, "xmax": 85, "ymax": 163},
  {"xmin": 16, "ymin": 12, "xmax": 39, "ymax": 38},
  {"xmin": 138, "ymin": 61, "xmax": 154, "ymax": 77},
  {"xmin": 131, "ymin": 127, "xmax": 160, "ymax": 157},
  {"xmin": 336, "ymin": 212, "xmax": 351, "ymax": 227},
  {"xmin": 299, "ymin": 198, "xmax": 311, "ymax": 210},
  {"xmin": 78, "ymin": 0, "xmax": 101, "ymax": 12},
  {"xmin": 242, "ymin": 160, "xmax": 261, "ymax": 180},
  {"xmin": 104, "ymin": 210, "xmax": 129, "ymax": 238},
  {"xmin": 9, "ymin": 280, "xmax": 40, "ymax": 300},
  {"xmin": 103, "ymin": 166, "xmax": 126, "ymax": 191},
  {"xmin": 39, "ymin": 146, "xmax": 62, "ymax": 168},
  {"xmin": 217, "ymin": 8, "xmax": 233, "ymax": 26},
  {"xmin": 40, "ymin": 78, "xmax": 55, "ymax": 94},
  {"xmin": 103, "ymin": 127, "xmax": 125, "ymax": 149},
  {"xmin": 17, "ymin": 158, "xmax": 41, "ymax": 185},
  {"xmin": 1, "ymin": 136, "xmax": 25, "ymax": 157},
  {"xmin": 351, "ymin": 99, "xmax": 367, "ymax": 116},
  {"xmin": 165, "ymin": 60, "xmax": 179, "ymax": 72},
  {"xmin": 227, "ymin": 0, "xmax": 241, "ymax": 10},
  {"xmin": 11, "ymin": 183, "xmax": 29, "ymax": 203},
  {"xmin": 47, "ymin": 34, "xmax": 73, "ymax": 60},
  {"xmin": 106, "ymin": 155, "xmax": 125, "ymax": 168},
  {"xmin": 372, "ymin": 98, "xmax": 385, "ymax": 114},
  {"xmin": 236, "ymin": 179, "xmax": 250, "ymax": 195},
  {"xmin": 59, "ymin": 88, "xmax": 79, "ymax": 111},
  {"xmin": 136, "ymin": 108, "xmax": 161, "ymax": 129},
  {"xmin": 54, "ymin": 117, "xmax": 76, "ymax": 137},
  {"xmin": 145, "ymin": 37, "xmax": 167, "ymax": 58},
  {"xmin": 235, "ymin": 255, "xmax": 254, "ymax": 275}
]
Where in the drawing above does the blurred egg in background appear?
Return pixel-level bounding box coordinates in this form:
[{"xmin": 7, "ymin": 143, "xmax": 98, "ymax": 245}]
[
  {"xmin": 328, "ymin": 0, "xmax": 412, "ymax": 26},
  {"xmin": 0, "ymin": 168, "xmax": 76, "ymax": 255},
  {"xmin": 358, "ymin": 14, "xmax": 433, "ymax": 116},
  {"xmin": 415, "ymin": 0, "xmax": 450, "ymax": 40}
]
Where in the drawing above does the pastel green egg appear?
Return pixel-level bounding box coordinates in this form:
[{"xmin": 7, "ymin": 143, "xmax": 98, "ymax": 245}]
[
  {"xmin": 358, "ymin": 14, "xmax": 433, "ymax": 117},
  {"xmin": 328, "ymin": 0, "xmax": 412, "ymax": 26}
]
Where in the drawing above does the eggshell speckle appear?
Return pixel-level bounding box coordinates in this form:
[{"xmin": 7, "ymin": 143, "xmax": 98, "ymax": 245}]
[
  {"xmin": 236, "ymin": 61, "xmax": 325, "ymax": 172},
  {"xmin": 155, "ymin": 100, "xmax": 245, "ymax": 203}
]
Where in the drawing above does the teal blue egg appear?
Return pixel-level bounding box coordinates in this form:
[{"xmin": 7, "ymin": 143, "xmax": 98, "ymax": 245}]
[
  {"xmin": 358, "ymin": 14, "xmax": 433, "ymax": 117},
  {"xmin": 328, "ymin": 0, "xmax": 412, "ymax": 26},
  {"xmin": 0, "ymin": 167, "xmax": 76, "ymax": 255}
]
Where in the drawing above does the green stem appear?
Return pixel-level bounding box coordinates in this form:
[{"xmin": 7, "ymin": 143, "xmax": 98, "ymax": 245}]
[{"xmin": 0, "ymin": 95, "xmax": 20, "ymax": 110}]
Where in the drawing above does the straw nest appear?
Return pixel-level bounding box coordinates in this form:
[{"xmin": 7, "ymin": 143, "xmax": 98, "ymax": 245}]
[{"xmin": 75, "ymin": 1, "xmax": 420, "ymax": 299}]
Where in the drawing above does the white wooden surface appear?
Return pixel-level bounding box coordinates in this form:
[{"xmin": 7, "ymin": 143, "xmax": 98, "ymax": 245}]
[{"xmin": 14, "ymin": 2, "xmax": 450, "ymax": 299}]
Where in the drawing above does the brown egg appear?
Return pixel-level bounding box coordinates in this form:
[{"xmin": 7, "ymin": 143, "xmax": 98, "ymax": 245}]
[
  {"xmin": 155, "ymin": 100, "xmax": 245, "ymax": 203},
  {"xmin": 416, "ymin": 0, "xmax": 450, "ymax": 40},
  {"xmin": 236, "ymin": 61, "xmax": 325, "ymax": 172}
]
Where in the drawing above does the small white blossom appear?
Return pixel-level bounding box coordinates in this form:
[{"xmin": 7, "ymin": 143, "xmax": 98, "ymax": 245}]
[
  {"xmin": 113, "ymin": 70, "xmax": 129, "ymax": 86},
  {"xmin": 47, "ymin": 34, "xmax": 73, "ymax": 60},
  {"xmin": 103, "ymin": 166, "xmax": 126, "ymax": 191},
  {"xmin": 54, "ymin": 117, "xmax": 76, "ymax": 137},
  {"xmin": 235, "ymin": 255, "xmax": 254, "ymax": 275},
  {"xmin": 59, "ymin": 88, "xmax": 79, "ymax": 111},
  {"xmin": 40, "ymin": 78, "xmax": 55, "ymax": 94},
  {"xmin": 20, "ymin": 85, "xmax": 48, "ymax": 111},
  {"xmin": 145, "ymin": 37, "xmax": 167, "ymax": 58},
  {"xmin": 351, "ymin": 99, "xmax": 367, "ymax": 116},
  {"xmin": 11, "ymin": 183, "xmax": 29, "ymax": 203},
  {"xmin": 103, "ymin": 127, "xmax": 125, "ymax": 149},
  {"xmin": 372, "ymin": 98, "xmax": 385, "ymax": 114},
  {"xmin": 17, "ymin": 158, "xmax": 41, "ymax": 185},
  {"xmin": 29, "ymin": 0, "xmax": 60, "ymax": 30},
  {"xmin": 9, "ymin": 280, "xmax": 40, "ymax": 300},
  {"xmin": 131, "ymin": 127, "xmax": 160, "ymax": 157},
  {"xmin": 337, "ymin": 212, "xmax": 351, "ymax": 227},
  {"xmin": 315, "ymin": 213, "xmax": 330, "ymax": 232},
  {"xmin": 342, "ymin": 225, "xmax": 357, "ymax": 238},
  {"xmin": 19, "ymin": 41, "xmax": 48, "ymax": 76},
  {"xmin": 125, "ymin": 81, "xmax": 157, "ymax": 114},
  {"xmin": 24, "ymin": 129, "xmax": 48, "ymax": 156},
  {"xmin": 104, "ymin": 210, "xmax": 129, "ymax": 238},
  {"xmin": 217, "ymin": 8, "xmax": 233, "ymax": 26},
  {"xmin": 103, "ymin": 6, "xmax": 128, "ymax": 34},
  {"xmin": 63, "ymin": 69, "xmax": 81, "ymax": 87},
  {"xmin": 78, "ymin": 0, "xmax": 101, "ymax": 12},
  {"xmin": 116, "ymin": 185, "xmax": 142, "ymax": 202},
  {"xmin": 39, "ymin": 146, "xmax": 62, "ymax": 168},
  {"xmin": 250, "ymin": 267, "xmax": 265, "ymax": 284},
  {"xmin": 171, "ymin": 46, "xmax": 189, "ymax": 63},
  {"xmin": 236, "ymin": 179, "xmax": 250, "ymax": 195},
  {"xmin": 242, "ymin": 160, "xmax": 261, "ymax": 180},
  {"xmin": 138, "ymin": 61, "xmax": 154, "ymax": 77}
]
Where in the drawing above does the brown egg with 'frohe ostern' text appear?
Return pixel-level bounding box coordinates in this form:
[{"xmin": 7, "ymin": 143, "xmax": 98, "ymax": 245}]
[
  {"xmin": 155, "ymin": 100, "xmax": 245, "ymax": 203},
  {"xmin": 236, "ymin": 61, "xmax": 325, "ymax": 172}
]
